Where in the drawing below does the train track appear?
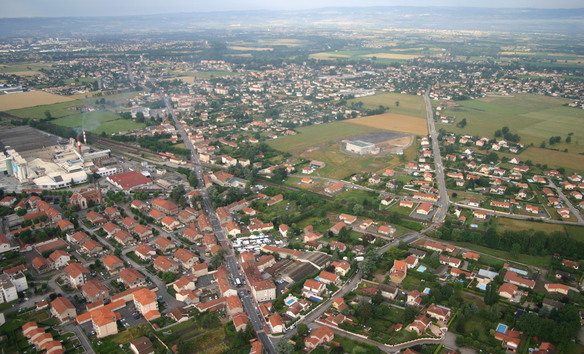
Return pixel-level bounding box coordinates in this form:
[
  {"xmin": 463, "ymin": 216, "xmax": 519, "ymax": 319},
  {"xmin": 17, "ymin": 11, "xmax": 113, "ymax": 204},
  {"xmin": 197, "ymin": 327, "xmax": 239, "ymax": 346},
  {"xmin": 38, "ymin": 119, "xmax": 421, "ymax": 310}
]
[{"xmin": 87, "ymin": 133, "xmax": 159, "ymax": 157}]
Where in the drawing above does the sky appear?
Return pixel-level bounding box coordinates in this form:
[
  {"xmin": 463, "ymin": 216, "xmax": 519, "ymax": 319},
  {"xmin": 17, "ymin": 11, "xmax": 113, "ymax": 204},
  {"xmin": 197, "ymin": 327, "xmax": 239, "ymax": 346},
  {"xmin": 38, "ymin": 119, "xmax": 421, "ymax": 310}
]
[{"xmin": 2, "ymin": 0, "xmax": 583, "ymax": 18}]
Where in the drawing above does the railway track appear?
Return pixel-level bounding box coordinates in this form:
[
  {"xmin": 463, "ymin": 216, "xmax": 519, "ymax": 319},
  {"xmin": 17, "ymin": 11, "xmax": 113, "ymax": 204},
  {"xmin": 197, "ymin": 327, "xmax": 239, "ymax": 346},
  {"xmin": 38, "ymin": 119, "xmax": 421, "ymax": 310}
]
[{"xmin": 87, "ymin": 133, "xmax": 159, "ymax": 156}]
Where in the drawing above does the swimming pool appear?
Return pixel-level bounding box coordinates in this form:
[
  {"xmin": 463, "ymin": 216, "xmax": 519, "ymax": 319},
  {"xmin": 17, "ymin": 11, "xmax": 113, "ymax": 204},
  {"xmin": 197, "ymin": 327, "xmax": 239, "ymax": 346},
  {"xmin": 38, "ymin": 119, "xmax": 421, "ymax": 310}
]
[
  {"xmin": 477, "ymin": 283, "xmax": 487, "ymax": 290},
  {"xmin": 508, "ymin": 267, "xmax": 528, "ymax": 276},
  {"xmin": 285, "ymin": 299, "xmax": 296, "ymax": 305},
  {"xmin": 496, "ymin": 323, "xmax": 508, "ymax": 334},
  {"xmin": 423, "ymin": 287, "xmax": 431, "ymax": 294},
  {"xmin": 417, "ymin": 265, "xmax": 427, "ymax": 272}
]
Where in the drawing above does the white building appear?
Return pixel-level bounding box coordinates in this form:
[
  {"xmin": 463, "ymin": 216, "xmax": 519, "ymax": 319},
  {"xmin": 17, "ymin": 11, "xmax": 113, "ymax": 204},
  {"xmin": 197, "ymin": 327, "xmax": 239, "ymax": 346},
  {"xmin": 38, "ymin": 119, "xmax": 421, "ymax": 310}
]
[
  {"xmin": 0, "ymin": 274, "xmax": 19, "ymax": 303},
  {"xmin": 346, "ymin": 140, "xmax": 380, "ymax": 155}
]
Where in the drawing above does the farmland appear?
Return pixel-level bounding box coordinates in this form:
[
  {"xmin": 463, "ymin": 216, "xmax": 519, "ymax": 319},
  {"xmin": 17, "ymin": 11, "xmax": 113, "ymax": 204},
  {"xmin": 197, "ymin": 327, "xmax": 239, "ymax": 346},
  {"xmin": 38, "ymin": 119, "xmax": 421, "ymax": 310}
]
[
  {"xmin": 52, "ymin": 111, "xmax": 145, "ymax": 134},
  {"xmin": 436, "ymin": 94, "xmax": 583, "ymax": 149},
  {"xmin": 0, "ymin": 62, "xmax": 53, "ymax": 75},
  {"xmin": 347, "ymin": 113, "xmax": 428, "ymax": 135},
  {"xmin": 0, "ymin": 91, "xmax": 75, "ymax": 111},
  {"xmin": 349, "ymin": 92, "xmax": 427, "ymax": 119},
  {"xmin": 309, "ymin": 48, "xmax": 444, "ymax": 62}
]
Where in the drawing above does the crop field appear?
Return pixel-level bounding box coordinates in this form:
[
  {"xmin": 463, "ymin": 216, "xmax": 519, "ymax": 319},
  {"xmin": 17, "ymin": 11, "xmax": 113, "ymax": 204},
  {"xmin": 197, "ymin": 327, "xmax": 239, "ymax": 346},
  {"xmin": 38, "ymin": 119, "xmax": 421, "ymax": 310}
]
[
  {"xmin": 0, "ymin": 91, "xmax": 75, "ymax": 111},
  {"xmin": 361, "ymin": 53, "xmax": 424, "ymax": 60},
  {"xmin": 309, "ymin": 48, "xmax": 444, "ymax": 62},
  {"xmin": 501, "ymin": 147, "xmax": 584, "ymax": 174},
  {"xmin": 347, "ymin": 113, "xmax": 428, "ymax": 135},
  {"xmin": 6, "ymin": 99, "xmax": 83, "ymax": 119},
  {"xmin": 0, "ymin": 62, "xmax": 53, "ymax": 75},
  {"xmin": 349, "ymin": 92, "xmax": 427, "ymax": 118},
  {"xmin": 52, "ymin": 111, "xmax": 145, "ymax": 134},
  {"xmin": 228, "ymin": 46, "xmax": 273, "ymax": 51},
  {"xmin": 268, "ymin": 121, "xmax": 378, "ymax": 153}
]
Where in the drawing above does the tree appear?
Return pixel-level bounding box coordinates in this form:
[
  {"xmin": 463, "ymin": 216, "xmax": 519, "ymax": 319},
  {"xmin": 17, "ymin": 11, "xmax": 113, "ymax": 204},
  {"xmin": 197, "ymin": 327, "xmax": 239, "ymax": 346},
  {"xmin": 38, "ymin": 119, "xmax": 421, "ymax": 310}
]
[
  {"xmin": 161, "ymin": 272, "xmax": 176, "ymax": 283},
  {"xmin": 395, "ymin": 101, "xmax": 400, "ymax": 107},
  {"xmin": 297, "ymin": 323, "xmax": 309, "ymax": 337},
  {"xmin": 484, "ymin": 282, "xmax": 499, "ymax": 305},
  {"xmin": 275, "ymin": 339, "xmax": 294, "ymax": 354},
  {"xmin": 44, "ymin": 110, "xmax": 52, "ymax": 119},
  {"xmin": 404, "ymin": 306, "xmax": 419, "ymax": 324}
]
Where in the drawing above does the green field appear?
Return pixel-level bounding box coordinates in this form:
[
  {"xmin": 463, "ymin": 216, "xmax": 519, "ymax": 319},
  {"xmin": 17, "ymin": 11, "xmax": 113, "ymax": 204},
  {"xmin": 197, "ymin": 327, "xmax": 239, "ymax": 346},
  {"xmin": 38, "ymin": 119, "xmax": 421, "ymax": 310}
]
[
  {"xmin": 7, "ymin": 100, "xmax": 84, "ymax": 118},
  {"xmin": 436, "ymin": 94, "xmax": 582, "ymax": 148},
  {"xmin": 268, "ymin": 121, "xmax": 378, "ymax": 153},
  {"xmin": 497, "ymin": 218, "xmax": 584, "ymax": 242},
  {"xmin": 452, "ymin": 241, "xmax": 552, "ymax": 268},
  {"xmin": 52, "ymin": 111, "xmax": 145, "ymax": 134},
  {"xmin": 0, "ymin": 63, "xmax": 54, "ymax": 73},
  {"xmin": 349, "ymin": 92, "xmax": 426, "ymax": 119}
]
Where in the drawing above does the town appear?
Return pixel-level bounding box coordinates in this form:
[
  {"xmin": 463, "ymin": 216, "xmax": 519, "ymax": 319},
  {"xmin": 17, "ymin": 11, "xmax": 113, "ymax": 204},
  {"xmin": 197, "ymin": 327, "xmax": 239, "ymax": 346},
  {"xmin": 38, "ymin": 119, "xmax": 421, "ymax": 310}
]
[{"xmin": 0, "ymin": 7, "xmax": 583, "ymax": 354}]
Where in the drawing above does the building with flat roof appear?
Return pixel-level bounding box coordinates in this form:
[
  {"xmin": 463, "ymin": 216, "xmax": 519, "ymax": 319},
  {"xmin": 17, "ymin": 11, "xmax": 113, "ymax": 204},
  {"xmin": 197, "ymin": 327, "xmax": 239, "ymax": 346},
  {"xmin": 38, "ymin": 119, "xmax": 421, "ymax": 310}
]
[{"xmin": 346, "ymin": 140, "xmax": 380, "ymax": 155}]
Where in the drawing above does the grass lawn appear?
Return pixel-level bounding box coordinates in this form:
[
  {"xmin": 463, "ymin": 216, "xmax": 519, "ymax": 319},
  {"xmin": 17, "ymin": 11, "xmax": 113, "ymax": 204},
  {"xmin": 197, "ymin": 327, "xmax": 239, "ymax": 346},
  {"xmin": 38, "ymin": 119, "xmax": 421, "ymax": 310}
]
[
  {"xmin": 52, "ymin": 110, "xmax": 145, "ymax": 134},
  {"xmin": 0, "ymin": 62, "xmax": 54, "ymax": 73},
  {"xmin": 349, "ymin": 92, "xmax": 427, "ymax": 119},
  {"xmin": 268, "ymin": 121, "xmax": 378, "ymax": 153},
  {"xmin": 496, "ymin": 218, "xmax": 584, "ymax": 240},
  {"xmin": 334, "ymin": 335, "xmax": 383, "ymax": 353},
  {"xmin": 500, "ymin": 147, "xmax": 584, "ymax": 174},
  {"xmin": 347, "ymin": 113, "xmax": 428, "ymax": 135},
  {"xmin": 451, "ymin": 241, "xmax": 551, "ymax": 268}
]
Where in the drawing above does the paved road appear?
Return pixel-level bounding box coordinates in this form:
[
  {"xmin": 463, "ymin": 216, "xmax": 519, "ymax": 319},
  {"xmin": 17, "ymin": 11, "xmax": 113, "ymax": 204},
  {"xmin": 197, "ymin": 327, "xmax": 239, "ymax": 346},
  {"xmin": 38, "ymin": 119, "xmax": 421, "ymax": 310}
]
[
  {"xmin": 423, "ymin": 88, "xmax": 449, "ymax": 230},
  {"xmin": 164, "ymin": 96, "xmax": 277, "ymax": 354},
  {"xmin": 547, "ymin": 178, "xmax": 584, "ymax": 225},
  {"xmin": 64, "ymin": 323, "xmax": 96, "ymax": 354}
]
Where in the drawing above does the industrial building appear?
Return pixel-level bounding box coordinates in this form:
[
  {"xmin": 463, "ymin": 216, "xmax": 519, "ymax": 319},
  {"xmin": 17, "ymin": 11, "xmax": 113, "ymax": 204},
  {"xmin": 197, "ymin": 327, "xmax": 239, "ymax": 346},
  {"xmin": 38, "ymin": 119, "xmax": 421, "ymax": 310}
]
[{"xmin": 345, "ymin": 140, "xmax": 380, "ymax": 155}]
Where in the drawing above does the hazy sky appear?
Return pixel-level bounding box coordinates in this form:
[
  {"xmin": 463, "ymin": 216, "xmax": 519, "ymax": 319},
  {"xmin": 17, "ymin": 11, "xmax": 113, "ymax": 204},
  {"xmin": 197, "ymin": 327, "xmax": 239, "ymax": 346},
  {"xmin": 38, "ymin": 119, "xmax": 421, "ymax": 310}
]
[{"xmin": 2, "ymin": 0, "xmax": 582, "ymax": 18}]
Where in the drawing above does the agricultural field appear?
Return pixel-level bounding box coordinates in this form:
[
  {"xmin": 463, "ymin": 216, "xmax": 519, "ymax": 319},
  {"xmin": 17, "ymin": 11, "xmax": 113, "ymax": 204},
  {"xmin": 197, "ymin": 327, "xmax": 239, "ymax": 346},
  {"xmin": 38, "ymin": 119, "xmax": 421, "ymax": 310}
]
[
  {"xmin": 347, "ymin": 113, "xmax": 428, "ymax": 135},
  {"xmin": 496, "ymin": 218, "xmax": 584, "ymax": 241},
  {"xmin": 436, "ymin": 94, "xmax": 584, "ymax": 148},
  {"xmin": 349, "ymin": 92, "xmax": 427, "ymax": 119},
  {"xmin": 52, "ymin": 111, "xmax": 145, "ymax": 134},
  {"xmin": 228, "ymin": 46, "xmax": 273, "ymax": 51},
  {"xmin": 309, "ymin": 48, "xmax": 444, "ymax": 62},
  {"xmin": 0, "ymin": 62, "xmax": 54, "ymax": 75},
  {"xmin": 6, "ymin": 99, "xmax": 84, "ymax": 119},
  {"xmin": 0, "ymin": 91, "xmax": 75, "ymax": 111}
]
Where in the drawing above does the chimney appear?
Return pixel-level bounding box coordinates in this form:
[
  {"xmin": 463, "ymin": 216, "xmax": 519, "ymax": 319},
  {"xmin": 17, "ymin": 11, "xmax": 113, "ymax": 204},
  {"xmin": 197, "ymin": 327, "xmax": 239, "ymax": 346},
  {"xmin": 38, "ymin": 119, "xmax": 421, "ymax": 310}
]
[{"xmin": 83, "ymin": 130, "xmax": 87, "ymax": 145}]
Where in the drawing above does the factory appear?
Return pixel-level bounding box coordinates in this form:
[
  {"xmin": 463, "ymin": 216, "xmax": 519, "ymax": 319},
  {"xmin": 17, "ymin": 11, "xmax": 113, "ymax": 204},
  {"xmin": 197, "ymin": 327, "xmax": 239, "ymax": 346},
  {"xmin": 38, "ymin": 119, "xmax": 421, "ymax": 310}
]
[
  {"xmin": 345, "ymin": 140, "xmax": 380, "ymax": 155},
  {"xmin": 0, "ymin": 126, "xmax": 114, "ymax": 190}
]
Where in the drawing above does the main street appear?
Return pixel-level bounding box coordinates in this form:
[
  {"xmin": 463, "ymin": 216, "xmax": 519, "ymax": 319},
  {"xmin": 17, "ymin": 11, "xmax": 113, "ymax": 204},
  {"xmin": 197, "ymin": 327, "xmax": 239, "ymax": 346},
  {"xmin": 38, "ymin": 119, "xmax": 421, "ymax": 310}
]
[
  {"xmin": 163, "ymin": 96, "xmax": 277, "ymax": 354},
  {"xmin": 424, "ymin": 87, "xmax": 449, "ymax": 230}
]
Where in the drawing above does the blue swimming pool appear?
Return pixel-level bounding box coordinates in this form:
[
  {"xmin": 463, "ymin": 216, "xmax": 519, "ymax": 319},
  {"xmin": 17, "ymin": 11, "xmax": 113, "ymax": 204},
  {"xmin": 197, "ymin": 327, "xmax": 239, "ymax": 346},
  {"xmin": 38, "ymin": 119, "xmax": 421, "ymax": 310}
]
[
  {"xmin": 417, "ymin": 265, "xmax": 427, "ymax": 272},
  {"xmin": 477, "ymin": 284, "xmax": 487, "ymax": 290},
  {"xmin": 423, "ymin": 287, "xmax": 431, "ymax": 294},
  {"xmin": 508, "ymin": 267, "xmax": 528, "ymax": 276},
  {"xmin": 285, "ymin": 299, "xmax": 296, "ymax": 305},
  {"xmin": 308, "ymin": 295, "xmax": 323, "ymax": 302},
  {"xmin": 496, "ymin": 323, "xmax": 508, "ymax": 334}
]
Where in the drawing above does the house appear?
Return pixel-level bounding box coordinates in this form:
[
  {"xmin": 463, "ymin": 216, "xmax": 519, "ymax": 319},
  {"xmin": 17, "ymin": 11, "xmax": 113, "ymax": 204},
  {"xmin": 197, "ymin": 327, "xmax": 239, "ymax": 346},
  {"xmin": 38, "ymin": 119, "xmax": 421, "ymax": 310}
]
[
  {"xmin": 378, "ymin": 225, "xmax": 396, "ymax": 236},
  {"xmin": 406, "ymin": 315, "xmax": 431, "ymax": 335},
  {"xmin": 268, "ymin": 312, "xmax": 284, "ymax": 334},
  {"xmin": 226, "ymin": 295, "xmax": 244, "ymax": 316},
  {"xmin": 329, "ymin": 241, "xmax": 347, "ymax": 252},
  {"xmin": 329, "ymin": 222, "xmax": 346, "ymax": 235},
  {"xmin": 131, "ymin": 224, "xmax": 153, "ymax": 240},
  {"xmin": 562, "ymin": 259, "xmax": 579, "ymax": 270},
  {"xmin": 494, "ymin": 327, "xmax": 522, "ymax": 352},
  {"xmin": 102, "ymin": 255, "xmax": 124, "ymax": 275},
  {"xmin": 135, "ymin": 244, "xmax": 156, "ymax": 261},
  {"xmin": 68, "ymin": 231, "xmax": 90, "ymax": 244},
  {"xmin": 390, "ymin": 260, "xmax": 407, "ymax": 284},
  {"xmin": 113, "ymin": 230, "xmax": 134, "ymax": 246},
  {"xmin": 57, "ymin": 219, "xmax": 74, "ymax": 232},
  {"xmin": 525, "ymin": 204, "xmax": 539, "ymax": 215},
  {"xmin": 48, "ymin": 250, "xmax": 70, "ymax": 269},
  {"xmin": 130, "ymin": 337, "xmax": 154, "ymax": 354},
  {"xmin": 406, "ymin": 290, "xmax": 423, "ymax": 306},
  {"xmin": 103, "ymin": 206, "xmax": 121, "ymax": 220},
  {"xmin": 339, "ymin": 214, "xmax": 357, "ymax": 225},
  {"xmin": 82, "ymin": 280, "xmax": 110, "ymax": 303},
  {"xmin": 304, "ymin": 326, "xmax": 334, "ymax": 351},
  {"xmin": 544, "ymin": 283, "xmax": 570, "ymax": 295},
  {"xmin": 331, "ymin": 261, "xmax": 351, "ymax": 276},
  {"xmin": 32, "ymin": 257, "xmax": 53, "ymax": 274},
  {"xmin": 303, "ymin": 279, "xmax": 326, "ymax": 298},
  {"xmin": 332, "ymin": 297, "xmax": 348, "ymax": 312},
  {"xmin": 154, "ymin": 237, "xmax": 176, "ymax": 252},
  {"xmin": 86, "ymin": 211, "xmax": 107, "ymax": 226},
  {"xmin": 498, "ymin": 283, "xmax": 519, "ymax": 299},
  {"xmin": 439, "ymin": 255, "xmax": 461, "ymax": 268},
  {"xmin": 399, "ymin": 200, "xmax": 414, "ymax": 208},
  {"xmin": 404, "ymin": 255, "xmax": 419, "ymax": 269},
  {"xmin": 416, "ymin": 203, "xmax": 433, "ymax": 215},
  {"xmin": 426, "ymin": 304, "xmax": 451, "ymax": 322},
  {"xmin": 102, "ymin": 222, "xmax": 121, "ymax": 235},
  {"xmin": 160, "ymin": 216, "xmax": 181, "ymax": 231},
  {"xmin": 153, "ymin": 256, "xmax": 179, "ymax": 273},
  {"xmin": 64, "ymin": 263, "xmax": 90, "ymax": 287},
  {"xmin": 267, "ymin": 194, "xmax": 284, "ymax": 206},
  {"xmin": 121, "ymin": 217, "xmax": 139, "ymax": 230},
  {"xmin": 50, "ymin": 296, "xmax": 76, "ymax": 323},
  {"xmin": 151, "ymin": 198, "xmax": 179, "ymax": 215},
  {"xmin": 324, "ymin": 182, "xmax": 344, "ymax": 194},
  {"xmin": 81, "ymin": 239, "xmax": 104, "ymax": 256},
  {"xmin": 504, "ymin": 270, "xmax": 535, "ymax": 289},
  {"xmin": 379, "ymin": 283, "xmax": 398, "ymax": 300},
  {"xmin": 462, "ymin": 251, "xmax": 480, "ymax": 261},
  {"xmin": 130, "ymin": 200, "xmax": 148, "ymax": 212},
  {"xmin": 316, "ymin": 271, "xmax": 340, "ymax": 285},
  {"xmin": 133, "ymin": 288, "xmax": 160, "ymax": 320},
  {"xmin": 174, "ymin": 248, "xmax": 198, "ymax": 269},
  {"xmin": 119, "ymin": 268, "xmax": 147, "ymax": 288}
]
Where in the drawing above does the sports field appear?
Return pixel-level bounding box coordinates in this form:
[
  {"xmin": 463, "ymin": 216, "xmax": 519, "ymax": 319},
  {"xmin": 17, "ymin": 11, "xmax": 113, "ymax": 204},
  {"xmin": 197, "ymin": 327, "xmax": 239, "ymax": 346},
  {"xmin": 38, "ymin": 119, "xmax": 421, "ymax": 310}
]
[
  {"xmin": 347, "ymin": 113, "xmax": 428, "ymax": 135},
  {"xmin": 52, "ymin": 111, "xmax": 145, "ymax": 135},
  {"xmin": 0, "ymin": 91, "xmax": 74, "ymax": 111},
  {"xmin": 349, "ymin": 92, "xmax": 427, "ymax": 119}
]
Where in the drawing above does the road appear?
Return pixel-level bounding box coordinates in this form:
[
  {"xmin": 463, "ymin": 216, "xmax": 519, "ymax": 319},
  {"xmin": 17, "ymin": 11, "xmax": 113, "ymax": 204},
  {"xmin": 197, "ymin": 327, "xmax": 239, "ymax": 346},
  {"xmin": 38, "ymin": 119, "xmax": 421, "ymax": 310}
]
[
  {"xmin": 423, "ymin": 87, "xmax": 449, "ymax": 230},
  {"xmin": 63, "ymin": 323, "xmax": 96, "ymax": 354},
  {"xmin": 163, "ymin": 96, "xmax": 277, "ymax": 354},
  {"xmin": 547, "ymin": 178, "xmax": 584, "ymax": 225}
]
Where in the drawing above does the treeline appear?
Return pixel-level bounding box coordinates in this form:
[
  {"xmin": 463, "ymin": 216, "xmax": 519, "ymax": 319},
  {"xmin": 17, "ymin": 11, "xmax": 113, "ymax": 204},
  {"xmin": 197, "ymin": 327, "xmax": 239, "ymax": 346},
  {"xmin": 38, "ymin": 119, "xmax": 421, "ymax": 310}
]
[{"xmin": 436, "ymin": 225, "xmax": 584, "ymax": 259}]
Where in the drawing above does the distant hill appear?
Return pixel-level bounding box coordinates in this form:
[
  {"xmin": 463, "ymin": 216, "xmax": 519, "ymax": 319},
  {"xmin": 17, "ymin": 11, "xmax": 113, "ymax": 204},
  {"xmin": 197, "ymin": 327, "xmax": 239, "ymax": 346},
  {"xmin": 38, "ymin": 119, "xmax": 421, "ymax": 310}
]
[{"xmin": 0, "ymin": 7, "xmax": 583, "ymax": 37}]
